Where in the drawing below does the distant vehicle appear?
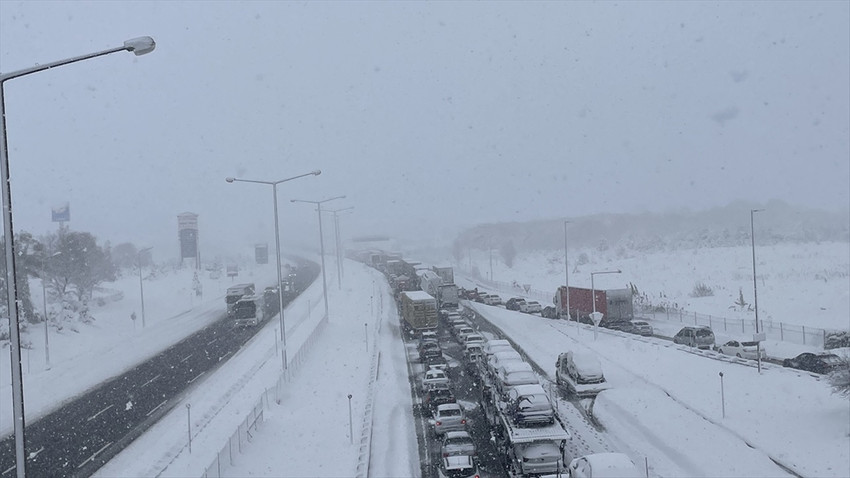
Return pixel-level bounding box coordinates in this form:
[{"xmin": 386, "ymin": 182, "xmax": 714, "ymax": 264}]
[
  {"xmin": 231, "ymin": 294, "xmax": 265, "ymax": 326},
  {"xmin": 556, "ymin": 351, "xmax": 609, "ymax": 397},
  {"xmin": 225, "ymin": 283, "xmax": 255, "ymax": 316},
  {"xmin": 630, "ymin": 320, "xmax": 653, "ymax": 336},
  {"xmin": 541, "ymin": 306, "xmax": 558, "ymax": 319},
  {"xmin": 783, "ymin": 352, "xmax": 843, "ymax": 374},
  {"xmin": 554, "ymin": 286, "xmax": 606, "ymax": 320},
  {"xmin": 441, "ymin": 430, "xmax": 477, "ymax": 461},
  {"xmin": 523, "ymin": 301, "xmax": 543, "ymax": 314},
  {"xmin": 463, "ymin": 333, "xmax": 485, "ymax": 347},
  {"xmin": 485, "ymin": 294, "xmax": 503, "ymax": 306},
  {"xmin": 569, "ymin": 453, "xmax": 642, "ymax": 478},
  {"xmin": 487, "ymin": 350, "xmax": 524, "ymax": 378},
  {"xmin": 437, "ymin": 454, "xmax": 479, "ymax": 478},
  {"xmin": 506, "ymin": 297, "xmax": 527, "ymax": 311},
  {"xmin": 432, "ymin": 403, "xmax": 466, "ymax": 435},
  {"xmin": 673, "ymin": 326, "xmax": 715, "ymax": 350},
  {"xmin": 716, "ymin": 340, "xmax": 766, "ymax": 360},
  {"xmin": 599, "ymin": 317, "xmax": 633, "ymax": 332},
  {"xmin": 454, "ymin": 326, "xmax": 475, "ymax": 342}
]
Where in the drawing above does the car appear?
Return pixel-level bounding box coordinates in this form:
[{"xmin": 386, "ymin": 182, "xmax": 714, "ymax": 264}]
[
  {"xmin": 630, "ymin": 320, "xmax": 653, "ymax": 336},
  {"xmin": 599, "ymin": 318, "xmax": 634, "ymax": 333},
  {"xmin": 419, "ymin": 341, "xmax": 442, "ymax": 361},
  {"xmin": 441, "ymin": 430, "xmax": 477, "ymax": 460},
  {"xmin": 423, "ymin": 384, "xmax": 456, "ymax": 415},
  {"xmin": 488, "ymin": 294, "xmax": 503, "ymax": 306},
  {"xmin": 569, "ymin": 453, "xmax": 642, "ymax": 478},
  {"xmin": 424, "ymin": 352, "xmax": 449, "ymax": 371},
  {"xmin": 419, "ymin": 330, "xmax": 439, "ymax": 342},
  {"xmin": 506, "ymin": 297, "xmax": 527, "ymax": 311},
  {"xmin": 556, "ymin": 351, "xmax": 609, "ymax": 397},
  {"xmin": 422, "ymin": 367, "xmax": 450, "ymax": 392},
  {"xmin": 437, "ymin": 454, "xmax": 479, "ymax": 478},
  {"xmin": 541, "ymin": 306, "xmax": 558, "ymax": 319},
  {"xmin": 464, "ymin": 343, "xmax": 483, "ymax": 363},
  {"xmin": 495, "ymin": 362, "xmax": 538, "ymax": 396},
  {"xmin": 455, "ymin": 326, "xmax": 475, "ymax": 342},
  {"xmin": 432, "ymin": 403, "xmax": 467, "ymax": 435},
  {"xmin": 783, "ymin": 352, "xmax": 844, "ymax": 374},
  {"xmin": 523, "ymin": 301, "xmax": 543, "ymax": 314},
  {"xmin": 505, "ymin": 383, "xmax": 555, "ymax": 426},
  {"xmin": 463, "ymin": 333, "xmax": 485, "ymax": 347},
  {"xmin": 487, "ymin": 350, "xmax": 523, "ymax": 377},
  {"xmin": 673, "ymin": 326, "xmax": 715, "ymax": 350},
  {"xmin": 716, "ymin": 340, "xmax": 766, "ymax": 360}
]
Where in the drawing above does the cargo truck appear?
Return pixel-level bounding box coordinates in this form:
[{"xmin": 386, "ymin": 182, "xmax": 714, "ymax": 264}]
[
  {"xmin": 400, "ymin": 290, "xmax": 439, "ymax": 336},
  {"xmin": 553, "ymin": 286, "xmax": 607, "ymax": 321},
  {"xmin": 226, "ymin": 283, "xmax": 255, "ymax": 316}
]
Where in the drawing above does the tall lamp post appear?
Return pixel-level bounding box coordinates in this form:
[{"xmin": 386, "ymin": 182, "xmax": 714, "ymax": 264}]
[
  {"xmin": 291, "ymin": 195, "xmax": 346, "ymax": 319},
  {"xmin": 226, "ymin": 170, "xmax": 321, "ymax": 371},
  {"xmin": 751, "ymin": 208, "xmax": 765, "ymax": 373},
  {"xmin": 137, "ymin": 247, "xmax": 153, "ymax": 328},
  {"xmin": 0, "ymin": 36, "xmax": 156, "ymax": 478},
  {"xmin": 40, "ymin": 251, "xmax": 61, "ymax": 369},
  {"xmin": 323, "ymin": 206, "xmax": 354, "ymax": 289},
  {"xmin": 591, "ymin": 269, "xmax": 621, "ymax": 340},
  {"xmin": 564, "ymin": 220, "xmax": 572, "ymax": 322}
]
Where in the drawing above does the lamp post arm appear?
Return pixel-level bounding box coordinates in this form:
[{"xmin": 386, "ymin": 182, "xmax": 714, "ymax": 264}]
[{"xmin": 1, "ymin": 44, "xmax": 140, "ymax": 83}]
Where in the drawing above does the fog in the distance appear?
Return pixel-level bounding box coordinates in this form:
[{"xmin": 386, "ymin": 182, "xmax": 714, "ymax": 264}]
[{"xmin": 0, "ymin": 2, "xmax": 847, "ymax": 259}]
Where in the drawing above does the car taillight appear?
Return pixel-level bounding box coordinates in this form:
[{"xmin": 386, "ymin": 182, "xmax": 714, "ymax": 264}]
[
  {"xmin": 461, "ymin": 419, "xmax": 466, "ymax": 424},
  {"xmin": 436, "ymin": 421, "xmax": 441, "ymax": 426}
]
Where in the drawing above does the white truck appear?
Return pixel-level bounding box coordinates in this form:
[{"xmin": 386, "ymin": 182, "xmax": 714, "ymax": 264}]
[{"xmin": 481, "ymin": 373, "xmax": 571, "ymax": 476}]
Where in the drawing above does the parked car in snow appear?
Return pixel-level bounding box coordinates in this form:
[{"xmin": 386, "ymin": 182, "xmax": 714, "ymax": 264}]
[
  {"xmin": 506, "ymin": 297, "xmax": 527, "ymax": 311},
  {"xmin": 630, "ymin": 320, "xmax": 653, "ymax": 336},
  {"xmin": 569, "ymin": 453, "xmax": 642, "ymax": 478},
  {"xmin": 673, "ymin": 326, "xmax": 715, "ymax": 350},
  {"xmin": 523, "ymin": 301, "xmax": 543, "ymax": 314},
  {"xmin": 783, "ymin": 352, "xmax": 843, "ymax": 374},
  {"xmin": 556, "ymin": 351, "xmax": 609, "ymax": 397},
  {"xmin": 541, "ymin": 306, "xmax": 558, "ymax": 319},
  {"xmin": 716, "ymin": 340, "xmax": 766, "ymax": 360}
]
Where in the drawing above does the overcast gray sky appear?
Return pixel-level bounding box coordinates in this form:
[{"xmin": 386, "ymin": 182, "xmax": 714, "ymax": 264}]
[{"xmin": 1, "ymin": 1, "xmax": 848, "ymax": 261}]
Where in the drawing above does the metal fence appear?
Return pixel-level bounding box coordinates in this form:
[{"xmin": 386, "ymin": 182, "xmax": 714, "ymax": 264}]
[
  {"xmin": 638, "ymin": 307, "xmax": 831, "ymax": 348},
  {"xmin": 463, "ymin": 272, "xmax": 844, "ymax": 348},
  {"xmin": 201, "ymin": 313, "xmax": 329, "ymax": 478}
]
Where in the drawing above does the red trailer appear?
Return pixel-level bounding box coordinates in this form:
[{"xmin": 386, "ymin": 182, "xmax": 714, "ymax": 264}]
[{"xmin": 553, "ymin": 286, "xmax": 607, "ymax": 320}]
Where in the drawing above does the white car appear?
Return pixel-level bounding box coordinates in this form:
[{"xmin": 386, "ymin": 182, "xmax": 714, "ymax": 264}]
[
  {"xmin": 523, "ymin": 301, "xmax": 543, "ymax": 314},
  {"xmin": 716, "ymin": 340, "xmax": 766, "ymax": 360},
  {"xmin": 432, "ymin": 403, "xmax": 466, "ymax": 435},
  {"xmin": 569, "ymin": 453, "xmax": 641, "ymax": 478},
  {"xmin": 422, "ymin": 367, "xmax": 450, "ymax": 393}
]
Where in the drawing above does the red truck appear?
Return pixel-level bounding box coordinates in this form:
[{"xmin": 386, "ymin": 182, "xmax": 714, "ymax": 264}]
[{"xmin": 553, "ymin": 286, "xmax": 607, "ymax": 320}]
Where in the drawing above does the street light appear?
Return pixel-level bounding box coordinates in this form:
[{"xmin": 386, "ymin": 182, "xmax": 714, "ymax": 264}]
[
  {"xmin": 591, "ymin": 269, "xmax": 622, "ymax": 340},
  {"xmin": 40, "ymin": 251, "xmax": 61, "ymax": 369},
  {"xmin": 137, "ymin": 247, "xmax": 153, "ymax": 328},
  {"xmin": 291, "ymin": 195, "xmax": 346, "ymax": 319},
  {"xmin": 323, "ymin": 206, "xmax": 354, "ymax": 289},
  {"xmin": 0, "ymin": 36, "xmax": 156, "ymax": 478},
  {"xmin": 751, "ymin": 208, "xmax": 765, "ymax": 373},
  {"xmin": 226, "ymin": 170, "xmax": 321, "ymax": 371},
  {"xmin": 564, "ymin": 220, "xmax": 572, "ymax": 322}
]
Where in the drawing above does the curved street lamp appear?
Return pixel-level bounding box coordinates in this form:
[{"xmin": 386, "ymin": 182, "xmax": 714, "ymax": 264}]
[
  {"xmin": 0, "ymin": 37, "xmax": 156, "ymax": 478},
  {"xmin": 291, "ymin": 195, "xmax": 346, "ymax": 319},
  {"xmin": 225, "ymin": 170, "xmax": 321, "ymax": 371}
]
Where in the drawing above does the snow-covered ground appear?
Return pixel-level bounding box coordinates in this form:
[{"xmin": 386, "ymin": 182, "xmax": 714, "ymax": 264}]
[
  {"xmin": 462, "ymin": 242, "xmax": 850, "ymax": 333},
  {"xmin": 466, "ymin": 300, "xmax": 849, "ymax": 477},
  {"xmin": 2, "ymin": 240, "xmax": 848, "ymax": 477}
]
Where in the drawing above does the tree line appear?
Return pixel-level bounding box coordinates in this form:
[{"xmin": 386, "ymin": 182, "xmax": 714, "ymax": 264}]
[{"xmin": 0, "ymin": 226, "xmax": 148, "ymax": 339}]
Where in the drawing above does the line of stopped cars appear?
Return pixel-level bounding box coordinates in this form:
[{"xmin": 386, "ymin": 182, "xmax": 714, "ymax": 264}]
[{"xmin": 417, "ymin": 305, "xmax": 642, "ymax": 478}]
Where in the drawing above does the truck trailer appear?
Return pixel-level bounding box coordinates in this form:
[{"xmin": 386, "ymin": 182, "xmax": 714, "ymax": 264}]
[
  {"xmin": 553, "ymin": 286, "xmax": 607, "ymax": 321},
  {"xmin": 399, "ymin": 290, "xmax": 438, "ymax": 336}
]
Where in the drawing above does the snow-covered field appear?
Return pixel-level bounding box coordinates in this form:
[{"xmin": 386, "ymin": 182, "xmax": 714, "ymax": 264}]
[{"xmin": 461, "ymin": 241, "xmax": 850, "ymax": 334}]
